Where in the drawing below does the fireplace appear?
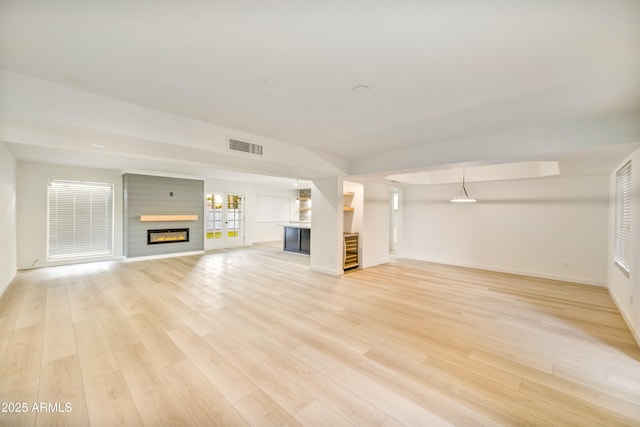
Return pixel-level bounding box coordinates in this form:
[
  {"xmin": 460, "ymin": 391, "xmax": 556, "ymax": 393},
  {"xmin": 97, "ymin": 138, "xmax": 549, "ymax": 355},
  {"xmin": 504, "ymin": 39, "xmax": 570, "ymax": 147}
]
[{"xmin": 147, "ymin": 228, "xmax": 189, "ymax": 245}]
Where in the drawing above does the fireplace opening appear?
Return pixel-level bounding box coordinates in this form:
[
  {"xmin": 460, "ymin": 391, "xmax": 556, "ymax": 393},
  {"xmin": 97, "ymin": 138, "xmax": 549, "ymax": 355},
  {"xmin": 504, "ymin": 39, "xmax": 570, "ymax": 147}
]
[{"xmin": 147, "ymin": 228, "xmax": 189, "ymax": 245}]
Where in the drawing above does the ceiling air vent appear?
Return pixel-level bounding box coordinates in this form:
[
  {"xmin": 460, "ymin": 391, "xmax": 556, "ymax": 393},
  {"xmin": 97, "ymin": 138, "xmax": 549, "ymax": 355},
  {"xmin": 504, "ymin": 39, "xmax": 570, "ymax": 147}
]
[{"xmin": 228, "ymin": 138, "xmax": 263, "ymax": 155}]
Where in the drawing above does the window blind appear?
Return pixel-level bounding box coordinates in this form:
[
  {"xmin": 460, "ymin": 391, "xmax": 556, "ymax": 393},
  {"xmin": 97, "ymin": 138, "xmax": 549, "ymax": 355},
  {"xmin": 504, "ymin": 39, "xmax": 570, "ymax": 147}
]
[
  {"xmin": 47, "ymin": 180, "xmax": 114, "ymax": 260},
  {"xmin": 614, "ymin": 162, "xmax": 631, "ymax": 276}
]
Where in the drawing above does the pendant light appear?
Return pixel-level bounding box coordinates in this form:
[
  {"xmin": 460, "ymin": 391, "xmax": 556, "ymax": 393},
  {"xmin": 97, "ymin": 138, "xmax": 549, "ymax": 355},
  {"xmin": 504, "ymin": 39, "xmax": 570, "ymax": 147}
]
[{"xmin": 450, "ymin": 169, "xmax": 477, "ymax": 203}]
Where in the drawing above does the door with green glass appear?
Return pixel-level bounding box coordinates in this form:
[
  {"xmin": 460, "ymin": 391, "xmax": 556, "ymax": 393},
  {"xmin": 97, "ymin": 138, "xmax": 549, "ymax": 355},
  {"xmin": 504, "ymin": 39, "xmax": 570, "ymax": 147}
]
[{"xmin": 205, "ymin": 192, "xmax": 245, "ymax": 250}]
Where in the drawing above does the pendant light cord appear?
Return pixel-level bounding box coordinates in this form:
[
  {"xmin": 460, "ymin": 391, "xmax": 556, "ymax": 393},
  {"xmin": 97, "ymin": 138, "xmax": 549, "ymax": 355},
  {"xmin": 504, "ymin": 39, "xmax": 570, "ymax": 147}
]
[{"xmin": 462, "ymin": 173, "xmax": 470, "ymax": 197}]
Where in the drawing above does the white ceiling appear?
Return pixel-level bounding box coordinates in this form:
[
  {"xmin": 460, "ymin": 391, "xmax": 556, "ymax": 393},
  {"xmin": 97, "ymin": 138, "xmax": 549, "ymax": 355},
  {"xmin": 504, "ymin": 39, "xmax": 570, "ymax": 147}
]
[{"xmin": 1, "ymin": 0, "xmax": 639, "ymax": 184}]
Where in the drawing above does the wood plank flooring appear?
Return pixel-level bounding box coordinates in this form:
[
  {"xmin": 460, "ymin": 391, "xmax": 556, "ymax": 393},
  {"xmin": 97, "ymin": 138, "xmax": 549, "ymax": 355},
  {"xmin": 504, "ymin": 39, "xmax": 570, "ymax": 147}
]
[{"xmin": 1, "ymin": 243, "xmax": 639, "ymax": 426}]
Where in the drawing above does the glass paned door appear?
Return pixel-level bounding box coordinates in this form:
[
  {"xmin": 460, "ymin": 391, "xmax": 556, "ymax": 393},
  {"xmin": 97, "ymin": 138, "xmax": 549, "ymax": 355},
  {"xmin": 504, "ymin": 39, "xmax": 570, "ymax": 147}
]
[
  {"xmin": 205, "ymin": 193, "xmax": 224, "ymax": 241},
  {"xmin": 225, "ymin": 193, "xmax": 243, "ymax": 244},
  {"xmin": 205, "ymin": 192, "xmax": 244, "ymax": 249}
]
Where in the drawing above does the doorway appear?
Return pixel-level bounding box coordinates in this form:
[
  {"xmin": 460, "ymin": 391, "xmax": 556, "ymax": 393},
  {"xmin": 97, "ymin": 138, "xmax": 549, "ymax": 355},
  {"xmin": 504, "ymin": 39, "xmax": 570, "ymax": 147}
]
[
  {"xmin": 389, "ymin": 188, "xmax": 401, "ymax": 257},
  {"xmin": 205, "ymin": 192, "xmax": 245, "ymax": 250}
]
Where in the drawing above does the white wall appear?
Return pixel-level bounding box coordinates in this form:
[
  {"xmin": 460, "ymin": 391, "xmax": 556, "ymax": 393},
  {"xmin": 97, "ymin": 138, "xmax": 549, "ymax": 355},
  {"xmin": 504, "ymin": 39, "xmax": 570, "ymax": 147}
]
[
  {"xmin": 16, "ymin": 161, "xmax": 124, "ymax": 269},
  {"xmin": 0, "ymin": 143, "xmax": 17, "ymax": 295},
  {"xmin": 15, "ymin": 163, "xmax": 294, "ymax": 269},
  {"xmin": 310, "ymin": 177, "xmax": 343, "ymax": 275},
  {"xmin": 251, "ymin": 185, "xmax": 297, "ymax": 243},
  {"xmin": 403, "ymin": 175, "xmax": 609, "ymax": 286},
  {"xmin": 361, "ymin": 183, "xmax": 391, "ymax": 268},
  {"xmin": 608, "ymin": 148, "xmax": 640, "ymax": 343}
]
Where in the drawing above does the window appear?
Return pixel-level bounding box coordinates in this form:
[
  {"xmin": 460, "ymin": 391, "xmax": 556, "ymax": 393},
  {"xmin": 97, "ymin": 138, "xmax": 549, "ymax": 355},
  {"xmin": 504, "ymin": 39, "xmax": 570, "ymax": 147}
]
[
  {"xmin": 47, "ymin": 180, "xmax": 114, "ymax": 260},
  {"xmin": 615, "ymin": 162, "xmax": 631, "ymax": 276}
]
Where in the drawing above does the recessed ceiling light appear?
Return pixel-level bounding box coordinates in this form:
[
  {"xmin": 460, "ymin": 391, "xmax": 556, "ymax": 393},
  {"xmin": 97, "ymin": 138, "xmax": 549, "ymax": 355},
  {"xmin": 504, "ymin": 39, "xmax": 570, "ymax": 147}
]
[{"xmin": 352, "ymin": 85, "xmax": 369, "ymax": 93}]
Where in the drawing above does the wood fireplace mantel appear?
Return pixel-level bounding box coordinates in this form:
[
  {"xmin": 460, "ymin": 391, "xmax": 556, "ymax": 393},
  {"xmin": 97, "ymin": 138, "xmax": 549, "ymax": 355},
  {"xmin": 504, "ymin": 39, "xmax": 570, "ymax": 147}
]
[{"xmin": 140, "ymin": 215, "xmax": 199, "ymax": 222}]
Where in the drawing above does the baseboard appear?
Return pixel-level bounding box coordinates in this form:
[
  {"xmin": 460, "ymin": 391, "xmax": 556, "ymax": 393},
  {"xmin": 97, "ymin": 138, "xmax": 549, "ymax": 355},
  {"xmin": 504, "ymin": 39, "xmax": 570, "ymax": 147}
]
[
  {"xmin": 607, "ymin": 288, "xmax": 640, "ymax": 348},
  {"xmin": 361, "ymin": 257, "xmax": 390, "ymax": 269},
  {"xmin": 124, "ymin": 250, "xmax": 205, "ymax": 262},
  {"xmin": 19, "ymin": 255, "xmax": 124, "ymax": 270},
  {"xmin": 310, "ymin": 265, "xmax": 343, "ymax": 276},
  {"xmin": 404, "ymin": 256, "xmax": 606, "ymax": 287},
  {"xmin": 0, "ymin": 268, "xmax": 15, "ymax": 300}
]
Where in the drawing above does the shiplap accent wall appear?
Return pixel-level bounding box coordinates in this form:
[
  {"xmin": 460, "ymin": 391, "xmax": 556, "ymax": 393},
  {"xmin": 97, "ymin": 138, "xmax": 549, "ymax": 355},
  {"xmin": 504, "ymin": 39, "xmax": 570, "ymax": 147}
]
[{"xmin": 123, "ymin": 173, "xmax": 204, "ymax": 258}]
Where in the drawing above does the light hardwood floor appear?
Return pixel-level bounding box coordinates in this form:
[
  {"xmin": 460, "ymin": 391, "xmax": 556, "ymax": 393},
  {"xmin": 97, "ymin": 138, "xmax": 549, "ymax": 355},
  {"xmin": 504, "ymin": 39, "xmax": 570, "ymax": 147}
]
[{"xmin": 1, "ymin": 244, "xmax": 639, "ymax": 426}]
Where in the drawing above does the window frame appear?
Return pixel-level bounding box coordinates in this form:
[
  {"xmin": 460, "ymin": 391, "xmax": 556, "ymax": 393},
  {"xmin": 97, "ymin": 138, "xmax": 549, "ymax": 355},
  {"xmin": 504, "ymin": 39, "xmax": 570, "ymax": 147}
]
[
  {"xmin": 47, "ymin": 179, "xmax": 115, "ymax": 261},
  {"xmin": 614, "ymin": 161, "xmax": 632, "ymax": 277}
]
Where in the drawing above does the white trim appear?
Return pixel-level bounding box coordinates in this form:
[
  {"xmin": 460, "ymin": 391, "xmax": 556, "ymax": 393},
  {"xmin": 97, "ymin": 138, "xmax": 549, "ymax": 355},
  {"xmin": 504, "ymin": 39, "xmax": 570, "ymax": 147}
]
[
  {"xmin": 47, "ymin": 179, "xmax": 115, "ymax": 260},
  {"xmin": 608, "ymin": 287, "xmax": 640, "ymax": 347},
  {"xmin": 21, "ymin": 255, "xmax": 124, "ymax": 270},
  {"xmin": 361, "ymin": 257, "xmax": 390, "ymax": 269},
  {"xmin": 310, "ymin": 265, "xmax": 344, "ymax": 276},
  {"xmin": 404, "ymin": 256, "xmax": 606, "ymax": 287},
  {"xmin": 0, "ymin": 267, "xmax": 15, "ymax": 299},
  {"xmin": 124, "ymin": 250, "xmax": 204, "ymax": 262},
  {"xmin": 614, "ymin": 161, "xmax": 632, "ymax": 276}
]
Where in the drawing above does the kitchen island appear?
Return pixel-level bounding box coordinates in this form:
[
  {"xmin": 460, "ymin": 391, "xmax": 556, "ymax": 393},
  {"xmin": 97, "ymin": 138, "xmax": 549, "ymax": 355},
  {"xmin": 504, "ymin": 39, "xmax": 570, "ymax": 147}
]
[{"xmin": 283, "ymin": 224, "xmax": 310, "ymax": 254}]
